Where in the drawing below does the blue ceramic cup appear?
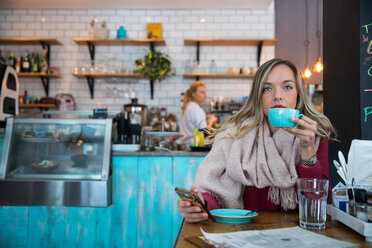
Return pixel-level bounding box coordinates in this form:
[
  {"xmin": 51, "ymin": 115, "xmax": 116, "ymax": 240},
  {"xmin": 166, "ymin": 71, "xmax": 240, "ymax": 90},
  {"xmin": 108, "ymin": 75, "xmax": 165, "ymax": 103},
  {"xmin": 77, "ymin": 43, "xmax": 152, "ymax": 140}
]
[{"xmin": 268, "ymin": 108, "xmax": 304, "ymax": 127}]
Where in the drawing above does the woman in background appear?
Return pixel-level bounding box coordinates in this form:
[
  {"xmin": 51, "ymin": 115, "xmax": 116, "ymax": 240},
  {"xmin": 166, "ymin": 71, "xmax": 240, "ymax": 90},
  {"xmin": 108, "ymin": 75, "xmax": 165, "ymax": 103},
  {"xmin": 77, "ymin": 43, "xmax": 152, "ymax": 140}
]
[{"xmin": 180, "ymin": 81, "xmax": 217, "ymax": 145}]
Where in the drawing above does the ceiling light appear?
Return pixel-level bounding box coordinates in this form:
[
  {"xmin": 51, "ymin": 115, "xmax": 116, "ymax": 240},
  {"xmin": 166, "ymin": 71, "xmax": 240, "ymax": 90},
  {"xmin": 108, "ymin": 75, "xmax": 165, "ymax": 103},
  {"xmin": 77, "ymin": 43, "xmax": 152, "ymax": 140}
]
[
  {"xmin": 303, "ymin": 0, "xmax": 311, "ymax": 78},
  {"xmin": 304, "ymin": 65, "xmax": 312, "ymax": 78},
  {"xmin": 314, "ymin": 57, "xmax": 324, "ymax": 73},
  {"xmin": 313, "ymin": 0, "xmax": 324, "ymax": 73},
  {"xmin": 200, "ymin": 18, "xmax": 206, "ymax": 23}
]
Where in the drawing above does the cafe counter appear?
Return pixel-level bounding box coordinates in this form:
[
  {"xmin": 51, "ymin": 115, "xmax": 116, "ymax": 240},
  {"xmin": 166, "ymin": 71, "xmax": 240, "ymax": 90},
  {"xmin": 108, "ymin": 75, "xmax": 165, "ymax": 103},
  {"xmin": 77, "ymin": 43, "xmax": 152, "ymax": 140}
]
[{"xmin": 0, "ymin": 127, "xmax": 207, "ymax": 247}]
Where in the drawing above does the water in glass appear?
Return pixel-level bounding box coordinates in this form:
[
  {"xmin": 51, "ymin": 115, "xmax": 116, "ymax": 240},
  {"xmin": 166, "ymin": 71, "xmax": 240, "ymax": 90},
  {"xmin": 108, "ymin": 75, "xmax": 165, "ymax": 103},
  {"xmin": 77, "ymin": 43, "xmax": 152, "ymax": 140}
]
[{"xmin": 297, "ymin": 178, "xmax": 329, "ymax": 231}]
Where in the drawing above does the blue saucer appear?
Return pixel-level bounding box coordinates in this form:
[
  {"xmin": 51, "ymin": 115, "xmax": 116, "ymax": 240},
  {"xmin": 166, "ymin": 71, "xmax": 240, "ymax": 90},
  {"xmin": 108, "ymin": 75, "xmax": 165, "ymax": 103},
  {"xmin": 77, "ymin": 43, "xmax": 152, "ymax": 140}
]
[{"xmin": 210, "ymin": 209, "xmax": 258, "ymax": 224}]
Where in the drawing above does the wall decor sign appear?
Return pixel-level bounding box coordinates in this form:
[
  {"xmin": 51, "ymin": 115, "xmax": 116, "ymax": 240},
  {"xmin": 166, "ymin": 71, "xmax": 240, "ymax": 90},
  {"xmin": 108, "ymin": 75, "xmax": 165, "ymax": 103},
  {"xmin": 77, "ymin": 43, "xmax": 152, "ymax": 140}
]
[{"xmin": 360, "ymin": 0, "xmax": 372, "ymax": 139}]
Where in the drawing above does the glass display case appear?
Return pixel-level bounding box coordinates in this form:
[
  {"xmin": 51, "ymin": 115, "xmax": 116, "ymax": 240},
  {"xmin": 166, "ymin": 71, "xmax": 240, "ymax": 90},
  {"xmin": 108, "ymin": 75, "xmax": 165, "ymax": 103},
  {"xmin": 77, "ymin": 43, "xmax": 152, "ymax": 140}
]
[{"xmin": 0, "ymin": 115, "xmax": 112, "ymax": 207}]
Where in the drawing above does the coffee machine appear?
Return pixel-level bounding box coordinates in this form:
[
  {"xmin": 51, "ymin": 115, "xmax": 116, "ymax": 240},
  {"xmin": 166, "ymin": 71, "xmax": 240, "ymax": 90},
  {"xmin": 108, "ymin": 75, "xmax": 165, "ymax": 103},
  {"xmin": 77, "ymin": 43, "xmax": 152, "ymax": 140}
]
[
  {"xmin": 0, "ymin": 64, "xmax": 19, "ymax": 126},
  {"xmin": 123, "ymin": 98, "xmax": 148, "ymax": 126},
  {"xmin": 115, "ymin": 111, "xmax": 142, "ymax": 145},
  {"xmin": 114, "ymin": 98, "xmax": 148, "ymax": 145}
]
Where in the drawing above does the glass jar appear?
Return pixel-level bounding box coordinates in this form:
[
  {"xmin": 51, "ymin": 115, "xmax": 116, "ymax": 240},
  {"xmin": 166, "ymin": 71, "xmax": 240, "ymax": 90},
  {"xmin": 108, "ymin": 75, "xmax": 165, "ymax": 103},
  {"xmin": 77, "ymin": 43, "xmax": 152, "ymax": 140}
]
[
  {"xmin": 367, "ymin": 192, "xmax": 372, "ymax": 222},
  {"xmin": 19, "ymin": 95, "xmax": 24, "ymax": 104},
  {"xmin": 208, "ymin": 59, "xmax": 217, "ymax": 74},
  {"xmin": 355, "ymin": 189, "xmax": 368, "ymax": 222},
  {"xmin": 347, "ymin": 188, "xmax": 356, "ymax": 217}
]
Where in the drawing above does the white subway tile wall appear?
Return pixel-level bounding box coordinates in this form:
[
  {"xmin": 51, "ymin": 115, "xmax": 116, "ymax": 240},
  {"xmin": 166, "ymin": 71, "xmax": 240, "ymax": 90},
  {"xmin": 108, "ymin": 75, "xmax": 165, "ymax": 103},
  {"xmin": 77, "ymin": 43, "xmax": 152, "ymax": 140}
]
[{"xmin": 0, "ymin": 6, "xmax": 275, "ymax": 117}]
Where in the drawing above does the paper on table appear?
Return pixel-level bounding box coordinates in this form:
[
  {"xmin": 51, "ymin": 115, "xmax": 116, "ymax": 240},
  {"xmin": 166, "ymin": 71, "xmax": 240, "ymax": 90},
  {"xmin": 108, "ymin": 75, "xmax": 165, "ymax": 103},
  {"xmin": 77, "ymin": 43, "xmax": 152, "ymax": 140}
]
[
  {"xmin": 200, "ymin": 226, "xmax": 356, "ymax": 248},
  {"xmin": 347, "ymin": 139, "xmax": 372, "ymax": 185}
]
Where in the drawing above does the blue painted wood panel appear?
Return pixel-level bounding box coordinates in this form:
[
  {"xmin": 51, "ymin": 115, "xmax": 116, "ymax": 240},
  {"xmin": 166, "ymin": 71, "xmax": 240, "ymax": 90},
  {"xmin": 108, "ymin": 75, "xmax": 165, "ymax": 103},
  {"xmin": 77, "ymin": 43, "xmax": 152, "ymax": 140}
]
[
  {"xmin": 171, "ymin": 156, "xmax": 204, "ymax": 246},
  {"xmin": 137, "ymin": 156, "xmax": 173, "ymax": 248},
  {"xmin": 28, "ymin": 206, "xmax": 66, "ymax": 248},
  {"xmin": 64, "ymin": 207, "xmax": 99, "ymax": 248},
  {"xmin": 0, "ymin": 206, "xmax": 29, "ymax": 248},
  {"xmin": 94, "ymin": 207, "xmax": 112, "ymax": 248},
  {"xmin": 111, "ymin": 156, "xmax": 138, "ymax": 248},
  {"xmin": 0, "ymin": 155, "xmax": 204, "ymax": 248}
]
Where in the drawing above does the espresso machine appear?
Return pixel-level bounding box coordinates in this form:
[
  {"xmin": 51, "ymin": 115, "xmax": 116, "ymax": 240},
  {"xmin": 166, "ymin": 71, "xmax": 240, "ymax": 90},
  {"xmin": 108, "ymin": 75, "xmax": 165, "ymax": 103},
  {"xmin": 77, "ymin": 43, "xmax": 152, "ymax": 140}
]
[
  {"xmin": 115, "ymin": 111, "xmax": 141, "ymax": 144},
  {"xmin": 123, "ymin": 98, "xmax": 148, "ymax": 126},
  {"xmin": 0, "ymin": 64, "xmax": 19, "ymax": 127},
  {"xmin": 115, "ymin": 98, "xmax": 147, "ymax": 145}
]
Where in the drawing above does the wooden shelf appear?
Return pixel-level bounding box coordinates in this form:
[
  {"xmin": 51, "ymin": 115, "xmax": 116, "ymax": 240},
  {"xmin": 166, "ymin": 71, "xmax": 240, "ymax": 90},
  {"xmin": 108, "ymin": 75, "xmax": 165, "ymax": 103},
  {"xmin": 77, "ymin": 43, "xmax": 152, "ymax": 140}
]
[
  {"xmin": 72, "ymin": 73, "xmax": 141, "ymax": 78},
  {"xmin": 183, "ymin": 73, "xmax": 254, "ymax": 79},
  {"xmin": 0, "ymin": 37, "xmax": 62, "ymax": 97},
  {"xmin": 0, "ymin": 38, "xmax": 62, "ymax": 45},
  {"xmin": 184, "ymin": 39, "xmax": 277, "ymax": 46},
  {"xmin": 19, "ymin": 104, "xmax": 57, "ymax": 109},
  {"xmin": 72, "ymin": 38, "xmax": 166, "ymax": 46},
  {"xmin": 18, "ymin": 72, "xmax": 61, "ymax": 78},
  {"xmin": 72, "ymin": 72, "xmax": 141, "ymax": 99},
  {"xmin": 72, "ymin": 38, "xmax": 164, "ymax": 99}
]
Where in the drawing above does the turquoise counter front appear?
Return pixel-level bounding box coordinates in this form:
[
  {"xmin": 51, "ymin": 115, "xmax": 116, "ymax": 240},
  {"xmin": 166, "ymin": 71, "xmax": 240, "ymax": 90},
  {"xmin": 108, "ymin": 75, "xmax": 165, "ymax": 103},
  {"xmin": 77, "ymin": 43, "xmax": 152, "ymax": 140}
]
[{"xmin": 0, "ymin": 151, "xmax": 206, "ymax": 248}]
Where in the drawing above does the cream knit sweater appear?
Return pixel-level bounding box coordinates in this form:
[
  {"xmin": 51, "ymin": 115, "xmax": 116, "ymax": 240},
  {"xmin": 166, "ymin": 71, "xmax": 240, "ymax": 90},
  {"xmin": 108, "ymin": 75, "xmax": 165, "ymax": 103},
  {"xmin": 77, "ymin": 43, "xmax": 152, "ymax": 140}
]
[{"xmin": 193, "ymin": 117, "xmax": 320, "ymax": 210}]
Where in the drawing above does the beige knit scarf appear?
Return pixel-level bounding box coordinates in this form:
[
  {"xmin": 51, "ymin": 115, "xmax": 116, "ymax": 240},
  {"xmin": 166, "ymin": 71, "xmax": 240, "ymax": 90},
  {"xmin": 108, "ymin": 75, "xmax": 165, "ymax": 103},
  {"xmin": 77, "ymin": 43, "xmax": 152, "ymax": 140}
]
[{"xmin": 193, "ymin": 117, "xmax": 320, "ymax": 210}]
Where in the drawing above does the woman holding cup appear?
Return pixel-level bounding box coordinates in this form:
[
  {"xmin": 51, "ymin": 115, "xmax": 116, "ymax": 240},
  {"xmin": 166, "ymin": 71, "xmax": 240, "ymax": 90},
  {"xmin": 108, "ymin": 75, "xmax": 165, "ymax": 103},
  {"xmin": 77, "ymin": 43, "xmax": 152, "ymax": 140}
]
[{"xmin": 177, "ymin": 58, "xmax": 335, "ymax": 223}]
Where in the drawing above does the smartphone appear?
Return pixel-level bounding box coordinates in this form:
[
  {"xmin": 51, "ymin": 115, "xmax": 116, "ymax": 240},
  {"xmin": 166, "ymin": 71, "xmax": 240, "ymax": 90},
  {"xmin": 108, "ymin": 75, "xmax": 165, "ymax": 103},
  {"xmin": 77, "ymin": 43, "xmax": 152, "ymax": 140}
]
[{"xmin": 175, "ymin": 187, "xmax": 214, "ymax": 221}]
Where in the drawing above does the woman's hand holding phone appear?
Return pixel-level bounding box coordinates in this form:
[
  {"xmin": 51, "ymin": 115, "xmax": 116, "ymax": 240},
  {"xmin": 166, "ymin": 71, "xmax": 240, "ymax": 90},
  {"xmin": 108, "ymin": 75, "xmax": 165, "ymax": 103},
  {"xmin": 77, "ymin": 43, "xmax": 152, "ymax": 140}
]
[{"xmin": 176, "ymin": 186, "xmax": 209, "ymax": 223}]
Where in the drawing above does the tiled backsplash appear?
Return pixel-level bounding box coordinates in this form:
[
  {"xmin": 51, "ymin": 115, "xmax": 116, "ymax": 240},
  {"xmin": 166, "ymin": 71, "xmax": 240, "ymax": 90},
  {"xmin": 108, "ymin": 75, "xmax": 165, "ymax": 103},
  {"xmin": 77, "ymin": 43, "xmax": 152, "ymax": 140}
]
[{"xmin": 0, "ymin": 6, "xmax": 275, "ymax": 117}]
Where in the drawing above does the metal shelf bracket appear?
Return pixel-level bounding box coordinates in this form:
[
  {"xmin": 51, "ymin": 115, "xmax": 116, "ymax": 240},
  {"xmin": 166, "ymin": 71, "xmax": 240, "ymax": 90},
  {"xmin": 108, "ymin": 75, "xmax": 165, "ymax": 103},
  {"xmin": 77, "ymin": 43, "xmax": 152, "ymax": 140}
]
[
  {"xmin": 40, "ymin": 76, "xmax": 50, "ymax": 96},
  {"xmin": 86, "ymin": 76, "xmax": 94, "ymax": 99},
  {"xmin": 87, "ymin": 41, "xmax": 95, "ymax": 65},
  {"xmin": 196, "ymin": 41, "xmax": 200, "ymax": 81},
  {"xmin": 256, "ymin": 41, "xmax": 263, "ymax": 67},
  {"xmin": 40, "ymin": 41, "xmax": 51, "ymax": 65}
]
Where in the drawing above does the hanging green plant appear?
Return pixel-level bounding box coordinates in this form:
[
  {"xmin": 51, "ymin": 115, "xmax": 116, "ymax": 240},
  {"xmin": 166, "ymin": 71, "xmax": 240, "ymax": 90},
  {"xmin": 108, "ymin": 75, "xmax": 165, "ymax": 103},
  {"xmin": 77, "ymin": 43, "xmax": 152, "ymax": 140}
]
[{"xmin": 135, "ymin": 47, "xmax": 175, "ymax": 99}]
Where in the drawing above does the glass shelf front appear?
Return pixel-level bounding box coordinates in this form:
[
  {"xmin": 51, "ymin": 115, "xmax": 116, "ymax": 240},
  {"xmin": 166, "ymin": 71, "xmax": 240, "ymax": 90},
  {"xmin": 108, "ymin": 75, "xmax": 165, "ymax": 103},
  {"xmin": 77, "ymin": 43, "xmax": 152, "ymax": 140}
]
[{"xmin": 2, "ymin": 119, "xmax": 111, "ymax": 181}]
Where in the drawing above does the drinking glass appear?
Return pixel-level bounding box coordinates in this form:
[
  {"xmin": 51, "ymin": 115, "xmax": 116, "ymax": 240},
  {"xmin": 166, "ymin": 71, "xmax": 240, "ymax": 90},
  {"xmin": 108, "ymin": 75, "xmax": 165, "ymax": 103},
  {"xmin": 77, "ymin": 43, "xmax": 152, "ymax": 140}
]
[
  {"xmin": 185, "ymin": 60, "xmax": 193, "ymax": 73},
  {"xmin": 297, "ymin": 178, "xmax": 329, "ymax": 231},
  {"xmin": 73, "ymin": 65, "xmax": 79, "ymax": 74}
]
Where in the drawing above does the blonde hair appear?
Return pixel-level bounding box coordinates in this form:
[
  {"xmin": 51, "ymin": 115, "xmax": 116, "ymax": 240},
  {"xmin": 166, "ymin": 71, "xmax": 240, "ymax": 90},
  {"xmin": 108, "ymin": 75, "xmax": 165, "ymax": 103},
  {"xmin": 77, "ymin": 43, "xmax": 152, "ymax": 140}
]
[
  {"xmin": 181, "ymin": 81, "xmax": 206, "ymax": 116},
  {"xmin": 208, "ymin": 58, "xmax": 336, "ymax": 144}
]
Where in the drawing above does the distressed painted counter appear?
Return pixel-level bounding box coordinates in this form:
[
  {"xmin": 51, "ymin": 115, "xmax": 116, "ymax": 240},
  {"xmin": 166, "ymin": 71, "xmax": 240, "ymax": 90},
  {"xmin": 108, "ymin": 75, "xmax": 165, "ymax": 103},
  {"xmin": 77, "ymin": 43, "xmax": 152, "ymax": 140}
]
[{"xmin": 0, "ymin": 148, "xmax": 205, "ymax": 248}]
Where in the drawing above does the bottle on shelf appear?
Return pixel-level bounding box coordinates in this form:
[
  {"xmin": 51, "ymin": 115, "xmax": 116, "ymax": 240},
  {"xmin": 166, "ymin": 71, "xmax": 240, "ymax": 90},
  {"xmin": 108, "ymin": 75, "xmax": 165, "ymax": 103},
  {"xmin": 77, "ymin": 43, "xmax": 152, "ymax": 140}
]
[
  {"xmin": 15, "ymin": 56, "xmax": 21, "ymax": 73},
  {"xmin": 22, "ymin": 51, "xmax": 31, "ymax": 72},
  {"xmin": 99, "ymin": 21, "xmax": 109, "ymax": 39},
  {"xmin": 30, "ymin": 52, "xmax": 35, "ymax": 70},
  {"xmin": 8, "ymin": 52, "xmax": 16, "ymax": 68},
  {"xmin": 19, "ymin": 94, "xmax": 24, "ymax": 105},
  {"xmin": 40, "ymin": 48, "xmax": 48, "ymax": 73},
  {"xmin": 32, "ymin": 50, "xmax": 40, "ymax": 73},
  {"xmin": 19, "ymin": 56, "xmax": 23, "ymax": 72},
  {"xmin": 88, "ymin": 20, "xmax": 97, "ymax": 38},
  {"xmin": 117, "ymin": 26, "xmax": 126, "ymax": 39},
  {"xmin": 0, "ymin": 50, "xmax": 5, "ymax": 65},
  {"xmin": 208, "ymin": 59, "xmax": 217, "ymax": 74},
  {"xmin": 24, "ymin": 90, "xmax": 30, "ymax": 104},
  {"xmin": 4, "ymin": 50, "xmax": 10, "ymax": 65}
]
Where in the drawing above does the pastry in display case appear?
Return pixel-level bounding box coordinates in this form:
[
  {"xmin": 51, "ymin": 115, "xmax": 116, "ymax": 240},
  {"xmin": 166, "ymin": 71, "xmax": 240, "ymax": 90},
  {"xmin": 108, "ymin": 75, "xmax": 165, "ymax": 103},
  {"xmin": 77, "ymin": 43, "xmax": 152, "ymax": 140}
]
[{"xmin": 0, "ymin": 115, "xmax": 112, "ymax": 207}]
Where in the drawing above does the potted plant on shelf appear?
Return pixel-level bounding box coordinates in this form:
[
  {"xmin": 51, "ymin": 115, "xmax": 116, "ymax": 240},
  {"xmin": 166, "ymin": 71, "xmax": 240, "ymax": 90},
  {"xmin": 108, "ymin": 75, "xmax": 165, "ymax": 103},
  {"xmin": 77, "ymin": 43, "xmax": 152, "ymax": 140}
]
[{"xmin": 135, "ymin": 47, "xmax": 175, "ymax": 99}]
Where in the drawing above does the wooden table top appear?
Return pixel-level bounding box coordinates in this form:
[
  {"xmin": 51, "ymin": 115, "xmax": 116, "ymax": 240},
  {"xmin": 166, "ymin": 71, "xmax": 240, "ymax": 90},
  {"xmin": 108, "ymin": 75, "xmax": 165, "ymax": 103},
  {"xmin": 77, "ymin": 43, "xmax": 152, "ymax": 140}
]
[{"xmin": 175, "ymin": 211, "xmax": 371, "ymax": 248}]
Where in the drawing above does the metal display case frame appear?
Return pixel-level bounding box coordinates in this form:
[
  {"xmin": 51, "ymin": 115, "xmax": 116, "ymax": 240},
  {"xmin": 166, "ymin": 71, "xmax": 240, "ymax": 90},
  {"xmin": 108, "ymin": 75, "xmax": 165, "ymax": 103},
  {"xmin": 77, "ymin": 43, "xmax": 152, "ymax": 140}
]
[{"xmin": 0, "ymin": 117, "xmax": 112, "ymax": 207}]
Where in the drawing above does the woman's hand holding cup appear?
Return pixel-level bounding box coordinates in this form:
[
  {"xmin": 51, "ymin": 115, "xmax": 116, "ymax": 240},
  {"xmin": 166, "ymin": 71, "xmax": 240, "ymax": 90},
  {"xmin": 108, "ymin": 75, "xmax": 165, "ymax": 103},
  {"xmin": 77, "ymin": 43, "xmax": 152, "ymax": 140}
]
[
  {"xmin": 284, "ymin": 115, "xmax": 317, "ymax": 159},
  {"xmin": 268, "ymin": 108, "xmax": 317, "ymax": 159}
]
